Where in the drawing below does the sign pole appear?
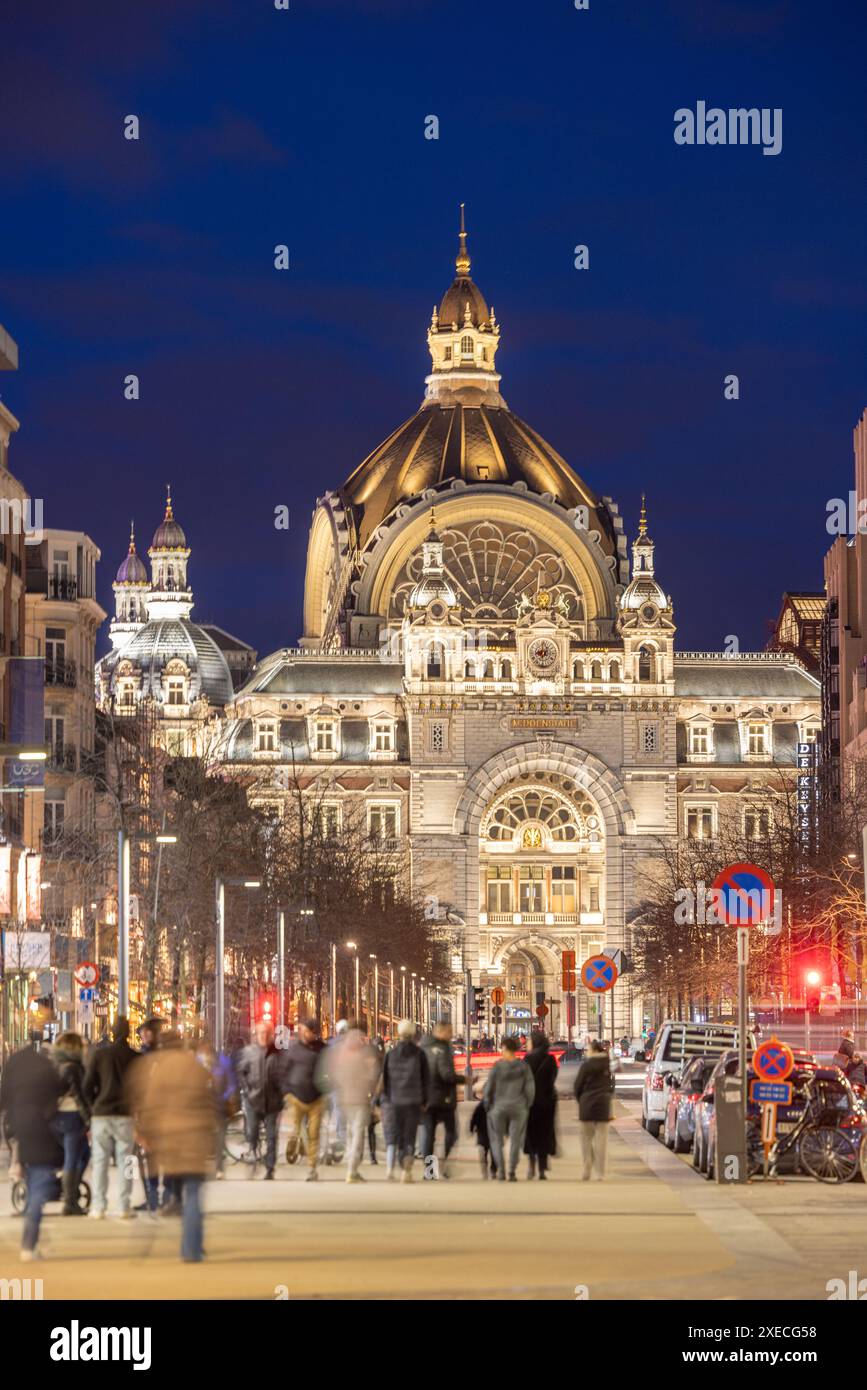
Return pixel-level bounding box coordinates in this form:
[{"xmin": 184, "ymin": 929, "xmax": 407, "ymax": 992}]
[{"xmin": 737, "ymin": 926, "xmax": 749, "ymax": 1137}]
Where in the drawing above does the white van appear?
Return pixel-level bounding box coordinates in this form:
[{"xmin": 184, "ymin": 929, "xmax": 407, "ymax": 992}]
[{"xmin": 641, "ymin": 1020, "xmax": 753, "ymax": 1137}]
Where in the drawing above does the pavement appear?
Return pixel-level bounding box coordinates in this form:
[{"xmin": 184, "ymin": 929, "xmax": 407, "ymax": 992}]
[{"xmin": 1, "ymin": 1079, "xmax": 866, "ymax": 1300}]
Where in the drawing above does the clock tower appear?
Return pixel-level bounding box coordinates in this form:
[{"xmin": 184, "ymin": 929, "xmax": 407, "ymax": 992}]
[{"xmin": 516, "ymin": 589, "xmax": 572, "ymax": 692}]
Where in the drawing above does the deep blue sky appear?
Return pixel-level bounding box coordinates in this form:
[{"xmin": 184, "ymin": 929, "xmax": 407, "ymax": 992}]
[{"xmin": 2, "ymin": 0, "xmax": 866, "ymax": 659}]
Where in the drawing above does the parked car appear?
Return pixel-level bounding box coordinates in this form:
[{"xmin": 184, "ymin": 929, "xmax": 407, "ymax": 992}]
[
  {"xmin": 643, "ymin": 1021, "xmax": 754, "ymax": 1138},
  {"xmin": 662, "ymin": 1055, "xmax": 716, "ymax": 1153}
]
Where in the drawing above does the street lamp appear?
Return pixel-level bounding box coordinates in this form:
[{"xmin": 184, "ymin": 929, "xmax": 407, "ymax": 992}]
[
  {"xmin": 116, "ymin": 826, "xmax": 177, "ymax": 1020},
  {"xmin": 370, "ymin": 954, "xmax": 378, "ymax": 1039},
  {"xmin": 400, "ymin": 964, "xmax": 407, "ymax": 1017},
  {"xmin": 346, "ymin": 940, "xmax": 360, "ymax": 1022},
  {"xmin": 411, "ymin": 972, "xmax": 417, "ymax": 1025},
  {"xmin": 214, "ymin": 876, "xmax": 261, "ymax": 1049},
  {"xmin": 387, "ymin": 961, "xmax": 394, "ymax": 1039}
]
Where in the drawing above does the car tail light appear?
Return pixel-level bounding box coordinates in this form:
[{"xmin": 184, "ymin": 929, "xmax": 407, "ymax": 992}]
[{"xmin": 648, "ymin": 1072, "xmax": 665, "ymax": 1091}]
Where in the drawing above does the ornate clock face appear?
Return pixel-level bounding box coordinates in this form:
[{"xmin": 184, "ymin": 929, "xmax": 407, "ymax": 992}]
[
  {"xmin": 528, "ymin": 638, "xmax": 559, "ymax": 675},
  {"xmin": 640, "ymin": 603, "xmax": 657, "ymax": 624}
]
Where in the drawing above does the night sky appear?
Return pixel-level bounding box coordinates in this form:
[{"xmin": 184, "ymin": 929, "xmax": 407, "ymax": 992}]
[{"xmin": 2, "ymin": 0, "xmax": 866, "ymax": 659}]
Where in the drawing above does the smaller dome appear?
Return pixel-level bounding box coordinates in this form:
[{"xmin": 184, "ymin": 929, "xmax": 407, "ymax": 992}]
[
  {"xmin": 151, "ymin": 486, "xmax": 187, "ymax": 550},
  {"xmin": 438, "ymin": 277, "xmax": 490, "ymax": 330},
  {"xmin": 619, "ymin": 576, "xmax": 669, "ymax": 612},
  {"xmin": 115, "ymin": 524, "xmax": 147, "ymax": 584}
]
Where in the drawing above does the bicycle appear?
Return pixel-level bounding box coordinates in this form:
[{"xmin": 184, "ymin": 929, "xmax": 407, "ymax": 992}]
[{"xmin": 749, "ymin": 1072, "xmax": 862, "ymax": 1184}]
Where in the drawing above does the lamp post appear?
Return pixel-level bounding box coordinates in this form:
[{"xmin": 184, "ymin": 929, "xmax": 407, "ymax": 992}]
[
  {"xmin": 370, "ymin": 954, "xmax": 379, "ymax": 1039},
  {"xmin": 411, "ymin": 973, "xmax": 417, "ymax": 1024},
  {"xmin": 400, "ymin": 965, "xmax": 407, "ymax": 1018},
  {"xmin": 346, "ymin": 940, "xmax": 359, "ymax": 1022},
  {"xmin": 331, "ymin": 942, "xmax": 338, "ymax": 1034},
  {"xmin": 387, "ymin": 962, "xmax": 394, "ymax": 1039},
  {"xmin": 117, "ymin": 826, "xmax": 177, "ymax": 1021},
  {"xmin": 214, "ymin": 876, "xmax": 261, "ymax": 1050},
  {"xmin": 277, "ymin": 909, "xmax": 285, "ymax": 1031}
]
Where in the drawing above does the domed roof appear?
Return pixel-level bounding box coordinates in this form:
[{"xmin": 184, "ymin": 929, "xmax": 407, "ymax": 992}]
[
  {"xmin": 103, "ymin": 618, "xmax": 234, "ymax": 706},
  {"xmin": 340, "ymin": 401, "xmax": 602, "ymax": 549},
  {"xmin": 619, "ymin": 575, "xmax": 669, "ymax": 612},
  {"xmin": 115, "ymin": 526, "xmax": 147, "ymax": 584},
  {"xmin": 438, "ymin": 276, "xmax": 491, "ymax": 330},
  {"xmin": 151, "ymin": 487, "xmax": 187, "ymax": 551}
]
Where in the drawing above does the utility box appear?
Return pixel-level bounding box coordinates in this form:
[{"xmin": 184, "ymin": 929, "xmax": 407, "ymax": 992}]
[{"xmin": 714, "ymin": 1071, "xmax": 747, "ymax": 1184}]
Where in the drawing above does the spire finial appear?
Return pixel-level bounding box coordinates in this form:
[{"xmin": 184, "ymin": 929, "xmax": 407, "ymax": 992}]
[
  {"xmin": 165, "ymin": 482, "xmax": 173, "ymax": 519},
  {"xmin": 129, "ymin": 519, "xmax": 136, "ymax": 554},
  {"xmin": 455, "ymin": 202, "xmax": 471, "ymax": 277},
  {"xmin": 638, "ymin": 493, "xmax": 648, "ymax": 539},
  {"xmin": 429, "ymin": 507, "xmax": 436, "ymax": 531}
]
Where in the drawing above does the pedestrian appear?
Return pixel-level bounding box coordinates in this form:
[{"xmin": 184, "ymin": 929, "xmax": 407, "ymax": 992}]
[
  {"xmin": 328, "ymin": 1025, "xmax": 381, "ymax": 1183},
  {"xmin": 367, "ymin": 1092, "xmax": 380, "ymax": 1165},
  {"xmin": 196, "ymin": 1040, "xmax": 238, "ymax": 1178},
  {"xmin": 0, "ymin": 1035, "xmax": 64, "ymax": 1260},
  {"xmin": 848, "ymin": 1053, "xmax": 866, "ymax": 1088},
  {"xmin": 573, "ymin": 1038, "xmax": 615, "ymax": 1180},
  {"xmin": 619, "ymin": 1035, "xmax": 631, "ymax": 1057},
  {"xmin": 833, "ymin": 1028, "xmax": 856, "ymax": 1071},
  {"xmin": 484, "ymin": 1036, "xmax": 535, "ymax": 1181},
  {"xmin": 236, "ymin": 1021, "xmax": 284, "ymax": 1179},
  {"xmin": 281, "ymin": 1019, "xmax": 326, "ymax": 1180},
  {"xmin": 82, "ymin": 1016, "xmax": 138, "ymax": 1219},
  {"xmin": 380, "ymin": 1018, "xmax": 430, "ymax": 1182},
  {"xmin": 52, "ymin": 1031, "xmax": 91, "ymax": 1215},
  {"xmin": 127, "ymin": 1032, "xmax": 218, "ymax": 1264},
  {"xmin": 523, "ymin": 1033, "xmax": 557, "ymax": 1180},
  {"xmin": 421, "ymin": 1022, "xmax": 460, "ymax": 1179},
  {"xmin": 134, "ymin": 1017, "xmax": 171, "ymax": 1214},
  {"xmin": 470, "ymin": 1081, "xmax": 496, "ymax": 1178}
]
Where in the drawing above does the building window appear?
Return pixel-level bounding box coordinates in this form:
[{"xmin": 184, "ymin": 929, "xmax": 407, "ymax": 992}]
[
  {"xmin": 686, "ymin": 805, "xmax": 715, "ymax": 840},
  {"xmin": 368, "ymin": 803, "xmax": 398, "ymax": 840},
  {"xmin": 460, "ymin": 334, "xmax": 473, "ymax": 357},
  {"xmin": 689, "ymin": 724, "xmax": 711, "ymax": 757},
  {"xmin": 45, "ymin": 628, "xmax": 66, "ymax": 670},
  {"xmin": 744, "ymin": 806, "xmax": 770, "ymax": 840},
  {"xmin": 373, "ymin": 722, "xmax": 393, "ymax": 753},
  {"xmin": 426, "ymin": 643, "xmax": 444, "ymax": 679},
  {"xmin": 637, "ymin": 647, "xmax": 654, "ymax": 681},
  {"xmin": 167, "ymin": 679, "xmax": 185, "ymax": 706},
  {"xmin": 256, "ymin": 722, "xmax": 276, "ymax": 753},
  {"xmin": 444, "ymin": 345, "xmax": 452, "ymax": 361},
  {"xmin": 44, "ymin": 800, "xmax": 65, "ymax": 845},
  {"xmin": 641, "ymin": 721, "xmax": 659, "ymax": 754},
  {"xmin": 583, "ymin": 873, "xmax": 601, "ymax": 914},
  {"xmin": 429, "ymin": 720, "xmax": 446, "ymax": 754},
  {"xmin": 320, "ymin": 803, "xmax": 341, "ymax": 840},
  {"xmin": 518, "ymin": 865, "xmax": 545, "ymax": 914},
  {"xmin": 609, "ymin": 660, "xmax": 621, "ymax": 682},
  {"xmin": 120, "ymin": 683, "xmax": 135, "ymax": 708},
  {"xmin": 551, "ymin": 865, "xmax": 577, "ymax": 914},
  {"xmin": 486, "ymin": 866, "xmax": 513, "ymax": 913},
  {"xmin": 747, "ymin": 722, "xmax": 769, "ymax": 757},
  {"xmin": 315, "ymin": 720, "xmax": 335, "ymax": 753}
]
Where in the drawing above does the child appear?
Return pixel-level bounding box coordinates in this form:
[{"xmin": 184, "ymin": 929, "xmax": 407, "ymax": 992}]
[{"xmin": 470, "ymin": 1083, "xmax": 497, "ymax": 1179}]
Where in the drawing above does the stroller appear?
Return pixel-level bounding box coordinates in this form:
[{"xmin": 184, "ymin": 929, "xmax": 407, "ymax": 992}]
[{"xmin": 11, "ymin": 1170, "xmax": 91, "ymax": 1216}]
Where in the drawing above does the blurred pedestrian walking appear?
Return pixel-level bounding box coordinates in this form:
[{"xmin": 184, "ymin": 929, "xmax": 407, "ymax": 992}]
[
  {"xmin": 128, "ymin": 1032, "xmax": 218, "ymax": 1263},
  {"xmin": 52, "ymin": 1032, "xmax": 91, "ymax": 1215},
  {"xmin": 281, "ymin": 1020, "xmax": 326, "ymax": 1180},
  {"xmin": 483, "ymin": 1037, "xmax": 535, "ymax": 1181},
  {"xmin": 328, "ymin": 1025, "xmax": 381, "ymax": 1182},
  {"xmin": 381, "ymin": 1019, "xmax": 430, "ymax": 1181},
  {"xmin": 237, "ymin": 1022, "xmax": 284, "ymax": 1179},
  {"xmin": 421, "ymin": 1022, "xmax": 460, "ymax": 1178},
  {"xmin": 196, "ymin": 1040, "xmax": 238, "ymax": 1178},
  {"xmin": 470, "ymin": 1081, "xmax": 496, "ymax": 1179},
  {"xmin": 573, "ymin": 1038, "xmax": 615, "ymax": 1180},
  {"xmin": 83, "ymin": 1016, "xmax": 138, "ymax": 1219},
  {"xmin": 523, "ymin": 1033, "xmax": 557, "ymax": 1180},
  {"xmin": 0, "ymin": 1035, "xmax": 63, "ymax": 1260}
]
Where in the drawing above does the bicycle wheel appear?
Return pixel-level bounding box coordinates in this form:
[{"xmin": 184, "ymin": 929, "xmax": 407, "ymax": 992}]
[
  {"xmin": 223, "ymin": 1112, "xmax": 253, "ymax": 1164},
  {"xmin": 799, "ymin": 1126, "xmax": 858, "ymax": 1183}
]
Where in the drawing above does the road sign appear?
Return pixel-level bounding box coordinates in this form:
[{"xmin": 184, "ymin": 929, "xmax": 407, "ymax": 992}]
[
  {"xmin": 710, "ymin": 862, "xmax": 775, "ymax": 927},
  {"xmin": 74, "ymin": 962, "xmax": 100, "ymax": 987},
  {"xmin": 490, "ymin": 987, "xmax": 505, "ymax": 1006},
  {"xmin": 753, "ymin": 1037, "xmax": 794, "ymax": 1083},
  {"xmin": 603, "ymin": 947, "xmax": 631, "ymax": 975},
  {"xmin": 750, "ymin": 1080, "xmax": 793, "ymax": 1106},
  {"xmin": 580, "ymin": 954, "xmax": 619, "ymax": 993},
  {"xmin": 561, "ymin": 950, "xmax": 576, "ymax": 970},
  {"xmin": 536, "ymin": 1003, "xmax": 549, "ymax": 1017}
]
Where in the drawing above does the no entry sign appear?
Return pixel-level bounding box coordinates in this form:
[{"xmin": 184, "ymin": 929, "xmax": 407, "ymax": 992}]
[
  {"xmin": 710, "ymin": 861, "xmax": 775, "ymax": 927},
  {"xmin": 753, "ymin": 1037, "xmax": 794, "ymax": 1083},
  {"xmin": 74, "ymin": 962, "xmax": 100, "ymax": 987},
  {"xmin": 580, "ymin": 954, "xmax": 618, "ymax": 993}
]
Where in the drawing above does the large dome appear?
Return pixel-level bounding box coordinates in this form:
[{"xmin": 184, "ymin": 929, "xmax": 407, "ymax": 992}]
[
  {"xmin": 340, "ymin": 401, "xmax": 602, "ymax": 551},
  {"xmin": 102, "ymin": 618, "xmax": 234, "ymax": 706}
]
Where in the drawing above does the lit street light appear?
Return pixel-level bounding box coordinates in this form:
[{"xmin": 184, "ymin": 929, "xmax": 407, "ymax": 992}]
[
  {"xmin": 215, "ymin": 876, "xmax": 261, "ymax": 1049},
  {"xmin": 346, "ymin": 940, "xmax": 360, "ymax": 1021}
]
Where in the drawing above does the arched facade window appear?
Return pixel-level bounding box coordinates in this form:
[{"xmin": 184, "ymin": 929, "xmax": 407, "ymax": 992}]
[
  {"xmin": 482, "ymin": 659, "xmax": 494, "ymax": 679},
  {"xmin": 460, "ymin": 334, "xmax": 473, "ymax": 357},
  {"xmin": 427, "ymin": 642, "xmax": 445, "ymax": 679},
  {"xmin": 609, "ymin": 660, "xmax": 620, "ymax": 682},
  {"xmin": 591, "ymin": 661, "xmax": 602, "ymax": 681},
  {"xmin": 638, "ymin": 646, "xmax": 654, "ymax": 682},
  {"xmin": 501, "ymin": 659, "xmax": 512, "ymax": 680},
  {"xmin": 464, "ymin": 659, "xmax": 474, "ymax": 679}
]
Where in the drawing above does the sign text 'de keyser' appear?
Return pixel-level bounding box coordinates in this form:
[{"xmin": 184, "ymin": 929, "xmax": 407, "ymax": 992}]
[{"xmin": 510, "ymin": 717, "xmax": 579, "ymax": 730}]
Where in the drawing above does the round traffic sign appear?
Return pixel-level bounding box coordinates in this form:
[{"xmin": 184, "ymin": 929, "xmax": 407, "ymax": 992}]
[
  {"xmin": 536, "ymin": 1003, "xmax": 549, "ymax": 1018},
  {"xmin": 710, "ymin": 861, "xmax": 775, "ymax": 927},
  {"xmin": 753, "ymin": 1037, "xmax": 794, "ymax": 1083},
  {"xmin": 490, "ymin": 987, "xmax": 505, "ymax": 1006},
  {"xmin": 580, "ymin": 955, "xmax": 618, "ymax": 993},
  {"xmin": 74, "ymin": 962, "xmax": 100, "ymax": 987}
]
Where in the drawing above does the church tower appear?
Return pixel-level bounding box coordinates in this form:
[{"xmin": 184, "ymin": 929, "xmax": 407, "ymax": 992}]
[
  {"xmin": 109, "ymin": 522, "xmax": 149, "ymax": 651},
  {"xmin": 146, "ymin": 485, "xmax": 193, "ymax": 621},
  {"xmin": 618, "ymin": 496, "xmax": 676, "ymax": 689}
]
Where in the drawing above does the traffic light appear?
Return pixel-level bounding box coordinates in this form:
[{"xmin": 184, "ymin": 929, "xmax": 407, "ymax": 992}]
[
  {"xmin": 256, "ymin": 990, "xmax": 276, "ymax": 1026},
  {"xmin": 470, "ymin": 986, "xmax": 486, "ymax": 1023},
  {"xmin": 805, "ymin": 970, "xmax": 821, "ymax": 1013}
]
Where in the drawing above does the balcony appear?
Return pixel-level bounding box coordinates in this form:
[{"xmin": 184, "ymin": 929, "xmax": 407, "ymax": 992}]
[
  {"xmin": 47, "ymin": 743, "xmax": 77, "ymax": 773},
  {"xmin": 47, "ymin": 575, "xmax": 78, "ymax": 601},
  {"xmin": 45, "ymin": 659, "xmax": 77, "ymax": 688}
]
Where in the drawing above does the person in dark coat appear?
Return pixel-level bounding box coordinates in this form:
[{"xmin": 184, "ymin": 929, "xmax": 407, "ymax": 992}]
[
  {"xmin": 420, "ymin": 1023, "xmax": 461, "ymax": 1179},
  {"xmin": 573, "ymin": 1038, "xmax": 615, "ymax": 1181},
  {"xmin": 523, "ymin": 1033, "xmax": 558, "ymax": 1179},
  {"xmin": 82, "ymin": 1015, "xmax": 139, "ymax": 1217},
  {"xmin": 470, "ymin": 1088, "xmax": 496, "ymax": 1178},
  {"xmin": 380, "ymin": 1019, "xmax": 430, "ymax": 1181},
  {"xmin": 0, "ymin": 1037, "xmax": 64, "ymax": 1258},
  {"xmin": 236, "ymin": 1021, "xmax": 285, "ymax": 1179},
  {"xmin": 52, "ymin": 1032, "xmax": 91, "ymax": 1215}
]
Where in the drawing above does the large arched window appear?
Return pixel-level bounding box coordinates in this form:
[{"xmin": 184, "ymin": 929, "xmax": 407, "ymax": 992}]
[
  {"xmin": 483, "ymin": 785, "xmax": 602, "ymax": 846},
  {"xmin": 427, "ymin": 642, "xmax": 445, "ymax": 679},
  {"xmin": 638, "ymin": 646, "xmax": 654, "ymax": 681},
  {"xmin": 460, "ymin": 334, "xmax": 473, "ymax": 357},
  {"xmin": 609, "ymin": 660, "xmax": 621, "ymax": 682},
  {"xmin": 590, "ymin": 660, "xmax": 602, "ymax": 681}
]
